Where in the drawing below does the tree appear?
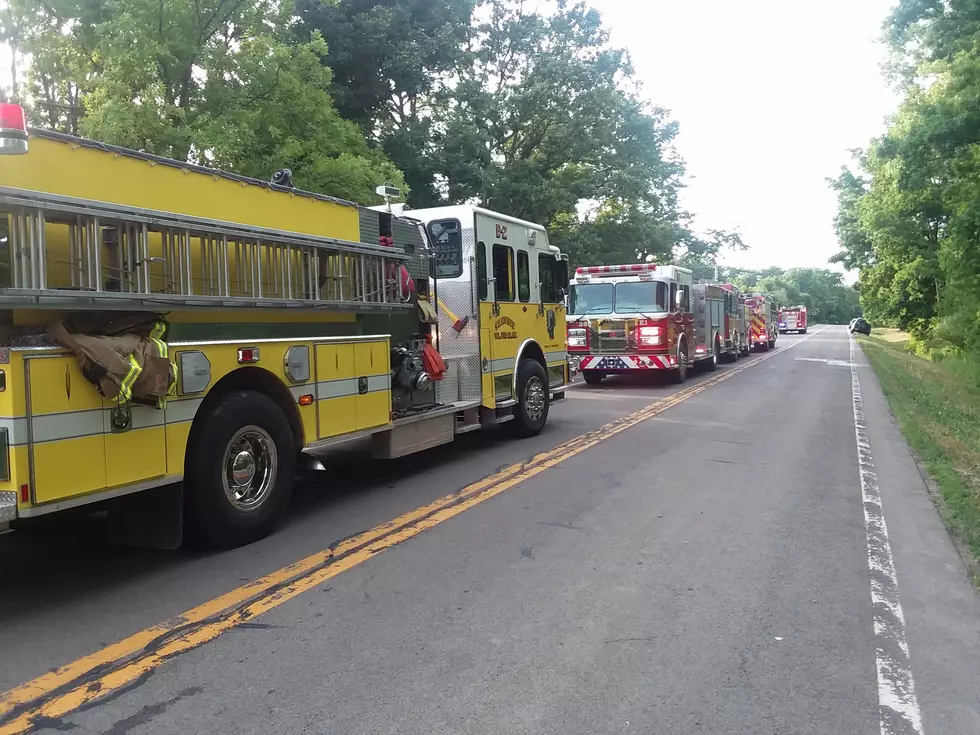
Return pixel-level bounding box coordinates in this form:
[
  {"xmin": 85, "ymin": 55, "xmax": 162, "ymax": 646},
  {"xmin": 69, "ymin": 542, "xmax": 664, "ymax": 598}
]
[
  {"xmin": 5, "ymin": 0, "xmax": 404, "ymax": 204},
  {"xmin": 729, "ymin": 267, "xmax": 860, "ymax": 324},
  {"xmin": 829, "ymin": 0, "xmax": 980, "ymax": 351},
  {"xmin": 675, "ymin": 228, "xmax": 749, "ymax": 280},
  {"xmin": 306, "ymin": 0, "xmax": 692, "ymax": 265}
]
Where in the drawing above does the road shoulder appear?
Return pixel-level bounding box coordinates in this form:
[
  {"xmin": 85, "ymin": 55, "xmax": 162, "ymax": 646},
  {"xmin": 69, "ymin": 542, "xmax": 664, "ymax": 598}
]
[{"xmin": 853, "ymin": 337, "xmax": 980, "ymax": 735}]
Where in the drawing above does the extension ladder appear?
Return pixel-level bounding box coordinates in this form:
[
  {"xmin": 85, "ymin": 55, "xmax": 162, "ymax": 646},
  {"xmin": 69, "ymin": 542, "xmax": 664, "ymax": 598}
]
[{"xmin": 0, "ymin": 187, "xmax": 415, "ymax": 312}]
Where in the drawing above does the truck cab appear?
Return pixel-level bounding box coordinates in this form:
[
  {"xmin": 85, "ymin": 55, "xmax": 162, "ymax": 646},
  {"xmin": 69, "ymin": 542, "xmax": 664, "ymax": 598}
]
[{"xmin": 566, "ymin": 263, "xmax": 718, "ymax": 385}]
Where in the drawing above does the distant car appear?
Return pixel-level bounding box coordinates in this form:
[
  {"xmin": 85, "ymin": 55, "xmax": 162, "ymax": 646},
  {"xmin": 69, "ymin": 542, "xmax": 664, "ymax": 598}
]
[
  {"xmin": 850, "ymin": 317, "xmax": 871, "ymax": 335},
  {"xmin": 848, "ymin": 318, "xmax": 858, "ymax": 331}
]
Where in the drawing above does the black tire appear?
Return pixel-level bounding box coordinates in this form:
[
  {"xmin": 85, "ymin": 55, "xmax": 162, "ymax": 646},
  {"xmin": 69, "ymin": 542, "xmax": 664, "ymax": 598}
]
[
  {"xmin": 706, "ymin": 336, "xmax": 720, "ymax": 371},
  {"xmin": 801, "ymin": 328, "xmax": 807, "ymax": 334},
  {"xmin": 507, "ymin": 359, "xmax": 550, "ymax": 438},
  {"xmin": 671, "ymin": 343, "xmax": 689, "ymax": 384},
  {"xmin": 184, "ymin": 390, "xmax": 296, "ymax": 548},
  {"xmin": 582, "ymin": 370, "xmax": 605, "ymax": 385}
]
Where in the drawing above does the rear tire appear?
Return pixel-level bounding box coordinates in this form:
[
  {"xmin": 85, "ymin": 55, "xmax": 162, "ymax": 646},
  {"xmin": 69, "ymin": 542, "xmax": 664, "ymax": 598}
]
[
  {"xmin": 184, "ymin": 390, "xmax": 296, "ymax": 549},
  {"xmin": 507, "ymin": 359, "xmax": 550, "ymax": 438},
  {"xmin": 707, "ymin": 337, "xmax": 720, "ymax": 371},
  {"xmin": 582, "ymin": 370, "xmax": 605, "ymax": 385}
]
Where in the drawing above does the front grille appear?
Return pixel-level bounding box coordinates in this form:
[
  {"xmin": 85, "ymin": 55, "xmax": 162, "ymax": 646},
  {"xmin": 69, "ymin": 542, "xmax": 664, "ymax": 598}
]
[{"xmin": 592, "ymin": 320, "xmax": 628, "ymax": 354}]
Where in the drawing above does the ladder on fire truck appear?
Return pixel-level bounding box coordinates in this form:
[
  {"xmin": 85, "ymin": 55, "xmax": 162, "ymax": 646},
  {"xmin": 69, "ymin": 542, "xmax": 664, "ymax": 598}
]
[{"xmin": 0, "ymin": 188, "xmax": 415, "ymax": 312}]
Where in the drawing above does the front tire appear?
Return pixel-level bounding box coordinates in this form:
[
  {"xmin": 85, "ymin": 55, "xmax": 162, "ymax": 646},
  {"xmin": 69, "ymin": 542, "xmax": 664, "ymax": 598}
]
[
  {"xmin": 582, "ymin": 370, "xmax": 605, "ymax": 385},
  {"xmin": 507, "ymin": 359, "xmax": 550, "ymax": 438},
  {"xmin": 671, "ymin": 343, "xmax": 689, "ymax": 384},
  {"xmin": 184, "ymin": 390, "xmax": 296, "ymax": 548}
]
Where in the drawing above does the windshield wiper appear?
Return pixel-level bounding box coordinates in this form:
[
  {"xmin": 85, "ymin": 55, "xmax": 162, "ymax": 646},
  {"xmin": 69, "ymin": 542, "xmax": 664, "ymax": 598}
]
[{"xmin": 569, "ymin": 306, "xmax": 613, "ymax": 323}]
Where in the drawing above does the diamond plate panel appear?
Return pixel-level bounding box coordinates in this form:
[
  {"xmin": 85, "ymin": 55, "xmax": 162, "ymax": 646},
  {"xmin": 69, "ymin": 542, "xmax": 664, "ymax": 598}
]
[
  {"xmin": 0, "ymin": 491, "xmax": 16, "ymax": 523},
  {"xmin": 432, "ymin": 219, "xmax": 481, "ymax": 403},
  {"xmin": 358, "ymin": 207, "xmax": 380, "ymax": 246}
]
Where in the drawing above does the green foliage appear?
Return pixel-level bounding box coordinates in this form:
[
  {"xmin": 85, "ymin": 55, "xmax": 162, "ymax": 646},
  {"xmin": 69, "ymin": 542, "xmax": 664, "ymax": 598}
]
[
  {"xmin": 2, "ymin": 0, "xmax": 404, "ymax": 204},
  {"xmin": 721, "ymin": 266, "xmax": 861, "ymax": 325},
  {"xmin": 833, "ymin": 0, "xmax": 980, "ymax": 356},
  {"xmin": 303, "ymin": 0, "xmax": 693, "ymax": 267}
]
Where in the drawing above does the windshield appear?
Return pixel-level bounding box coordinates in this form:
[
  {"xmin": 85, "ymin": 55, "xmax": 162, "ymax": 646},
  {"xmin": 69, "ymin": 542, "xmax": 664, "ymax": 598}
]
[
  {"xmin": 569, "ymin": 280, "xmax": 670, "ymax": 315},
  {"xmin": 614, "ymin": 281, "xmax": 668, "ymax": 312},
  {"xmin": 568, "ymin": 283, "xmax": 613, "ymax": 314}
]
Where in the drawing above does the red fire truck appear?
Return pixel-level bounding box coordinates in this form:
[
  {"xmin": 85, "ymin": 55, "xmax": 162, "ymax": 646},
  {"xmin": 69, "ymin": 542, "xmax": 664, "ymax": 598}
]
[
  {"xmin": 693, "ymin": 282, "xmax": 741, "ymax": 364},
  {"xmin": 566, "ymin": 263, "xmax": 718, "ymax": 384},
  {"xmin": 744, "ymin": 293, "xmax": 778, "ymax": 352},
  {"xmin": 779, "ymin": 305, "xmax": 808, "ymax": 334}
]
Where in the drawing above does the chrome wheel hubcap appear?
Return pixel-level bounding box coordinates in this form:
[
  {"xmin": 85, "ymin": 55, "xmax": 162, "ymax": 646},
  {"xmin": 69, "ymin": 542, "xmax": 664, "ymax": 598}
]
[
  {"xmin": 222, "ymin": 426, "xmax": 278, "ymax": 512},
  {"xmin": 525, "ymin": 376, "xmax": 546, "ymax": 422}
]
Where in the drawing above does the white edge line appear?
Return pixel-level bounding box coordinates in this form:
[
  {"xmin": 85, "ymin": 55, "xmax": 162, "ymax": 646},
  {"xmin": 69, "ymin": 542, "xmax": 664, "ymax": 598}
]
[{"xmin": 849, "ymin": 333, "xmax": 925, "ymax": 735}]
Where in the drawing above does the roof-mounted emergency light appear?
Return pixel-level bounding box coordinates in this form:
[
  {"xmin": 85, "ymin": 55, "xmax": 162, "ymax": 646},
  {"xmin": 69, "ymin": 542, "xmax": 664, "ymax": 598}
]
[
  {"xmin": 0, "ymin": 104, "xmax": 28, "ymax": 155},
  {"xmin": 575, "ymin": 263, "xmax": 657, "ymax": 275}
]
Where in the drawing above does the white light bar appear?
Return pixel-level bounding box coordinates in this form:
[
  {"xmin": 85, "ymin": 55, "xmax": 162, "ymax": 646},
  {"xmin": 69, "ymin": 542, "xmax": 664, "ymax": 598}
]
[{"xmin": 575, "ymin": 263, "xmax": 657, "ymax": 275}]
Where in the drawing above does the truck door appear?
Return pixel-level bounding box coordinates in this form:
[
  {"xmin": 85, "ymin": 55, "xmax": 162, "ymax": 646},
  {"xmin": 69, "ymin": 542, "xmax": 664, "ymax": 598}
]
[{"xmin": 538, "ymin": 252, "xmax": 567, "ymax": 389}]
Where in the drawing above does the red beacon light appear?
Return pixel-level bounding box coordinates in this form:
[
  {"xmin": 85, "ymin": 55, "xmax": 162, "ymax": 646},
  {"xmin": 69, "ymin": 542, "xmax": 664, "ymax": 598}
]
[{"xmin": 0, "ymin": 103, "xmax": 28, "ymax": 155}]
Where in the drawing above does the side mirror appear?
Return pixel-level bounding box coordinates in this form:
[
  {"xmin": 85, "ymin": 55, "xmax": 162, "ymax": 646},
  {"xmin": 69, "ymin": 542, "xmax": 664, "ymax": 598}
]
[{"xmin": 557, "ymin": 286, "xmax": 566, "ymax": 300}]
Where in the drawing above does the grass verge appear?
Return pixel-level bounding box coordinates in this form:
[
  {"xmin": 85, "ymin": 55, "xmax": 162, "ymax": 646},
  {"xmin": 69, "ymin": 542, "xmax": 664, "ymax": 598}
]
[{"xmin": 858, "ymin": 331, "xmax": 980, "ymax": 582}]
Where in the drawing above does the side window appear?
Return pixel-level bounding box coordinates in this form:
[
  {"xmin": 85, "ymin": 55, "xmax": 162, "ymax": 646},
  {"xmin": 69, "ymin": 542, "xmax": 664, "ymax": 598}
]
[
  {"xmin": 656, "ymin": 282, "xmax": 668, "ymax": 310},
  {"xmin": 426, "ymin": 219, "xmax": 463, "ymax": 279},
  {"xmin": 477, "ymin": 241, "xmax": 488, "ymax": 301},
  {"xmin": 538, "ymin": 254, "xmax": 556, "ymax": 303},
  {"xmin": 517, "ymin": 251, "xmax": 531, "ymax": 302},
  {"xmin": 679, "ymin": 285, "xmax": 690, "ymax": 311},
  {"xmin": 492, "ymin": 244, "xmax": 514, "ymax": 301},
  {"xmin": 669, "ymin": 282, "xmax": 678, "ymax": 311}
]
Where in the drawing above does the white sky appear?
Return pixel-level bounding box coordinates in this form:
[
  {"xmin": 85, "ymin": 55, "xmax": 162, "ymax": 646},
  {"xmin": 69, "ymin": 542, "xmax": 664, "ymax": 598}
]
[{"xmin": 594, "ymin": 0, "xmax": 902, "ymax": 279}]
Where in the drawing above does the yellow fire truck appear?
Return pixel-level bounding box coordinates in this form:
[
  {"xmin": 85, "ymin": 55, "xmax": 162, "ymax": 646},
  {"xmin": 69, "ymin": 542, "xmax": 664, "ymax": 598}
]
[{"xmin": 0, "ymin": 103, "xmax": 569, "ymax": 547}]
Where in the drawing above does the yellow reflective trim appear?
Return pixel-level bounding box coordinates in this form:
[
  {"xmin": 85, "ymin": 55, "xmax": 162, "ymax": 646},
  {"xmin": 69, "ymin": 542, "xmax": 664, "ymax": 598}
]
[
  {"xmin": 150, "ymin": 337, "xmax": 168, "ymax": 358},
  {"xmin": 113, "ymin": 354, "xmax": 142, "ymax": 403},
  {"xmin": 149, "ymin": 322, "xmax": 167, "ymax": 341}
]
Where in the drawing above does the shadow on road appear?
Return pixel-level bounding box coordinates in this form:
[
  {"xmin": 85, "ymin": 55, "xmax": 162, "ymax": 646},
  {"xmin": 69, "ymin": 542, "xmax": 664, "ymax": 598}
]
[{"xmin": 0, "ymin": 426, "xmax": 513, "ymax": 624}]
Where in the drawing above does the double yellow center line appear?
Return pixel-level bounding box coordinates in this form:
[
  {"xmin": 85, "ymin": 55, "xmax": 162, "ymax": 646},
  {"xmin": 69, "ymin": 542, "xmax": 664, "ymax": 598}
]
[{"xmin": 0, "ymin": 330, "xmax": 820, "ymax": 734}]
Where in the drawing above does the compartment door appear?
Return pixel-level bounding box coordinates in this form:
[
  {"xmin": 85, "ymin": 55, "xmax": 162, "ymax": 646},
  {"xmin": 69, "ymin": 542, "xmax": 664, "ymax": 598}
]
[
  {"xmin": 27, "ymin": 355, "xmax": 107, "ymax": 503},
  {"xmin": 315, "ymin": 343, "xmax": 357, "ymax": 439},
  {"xmin": 353, "ymin": 340, "xmax": 391, "ymax": 431}
]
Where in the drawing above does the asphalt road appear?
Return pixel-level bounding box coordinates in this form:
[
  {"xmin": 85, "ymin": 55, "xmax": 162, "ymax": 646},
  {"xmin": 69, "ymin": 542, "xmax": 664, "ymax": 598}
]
[{"xmin": 1, "ymin": 326, "xmax": 977, "ymax": 734}]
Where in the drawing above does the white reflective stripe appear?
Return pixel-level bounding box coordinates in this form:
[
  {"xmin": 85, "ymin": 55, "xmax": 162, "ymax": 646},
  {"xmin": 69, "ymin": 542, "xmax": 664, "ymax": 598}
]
[
  {"xmin": 33, "ymin": 409, "xmax": 104, "ymax": 443},
  {"xmin": 0, "ymin": 374, "xmax": 393, "ymax": 447},
  {"xmin": 366, "ymin": 375, "xmax": 389, "ymax": 393},
  {"xmin": 0, "ymin": 417, "xmax": 29, "ymax": 447},
  {"xmin": 102, "ymin": 405, "xmax": 165, "ymax": 433},
  {"xmin": 317, "ymin": 378, "xmax": 360, "ymax": 399},
  {"xmin": 316, "ymin": 375, "xmax": 390, "ymax": 400},
  {"xmin": 489, "ymin": 353, "xmax": 566, "ymax": 373},
  {"xmin": 489, "ymin": 358, "xmax": 514, "ymax": 373},
  {"xmin": 165, "ymin": 397, "xmax": 203, "ymax": 425}
]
